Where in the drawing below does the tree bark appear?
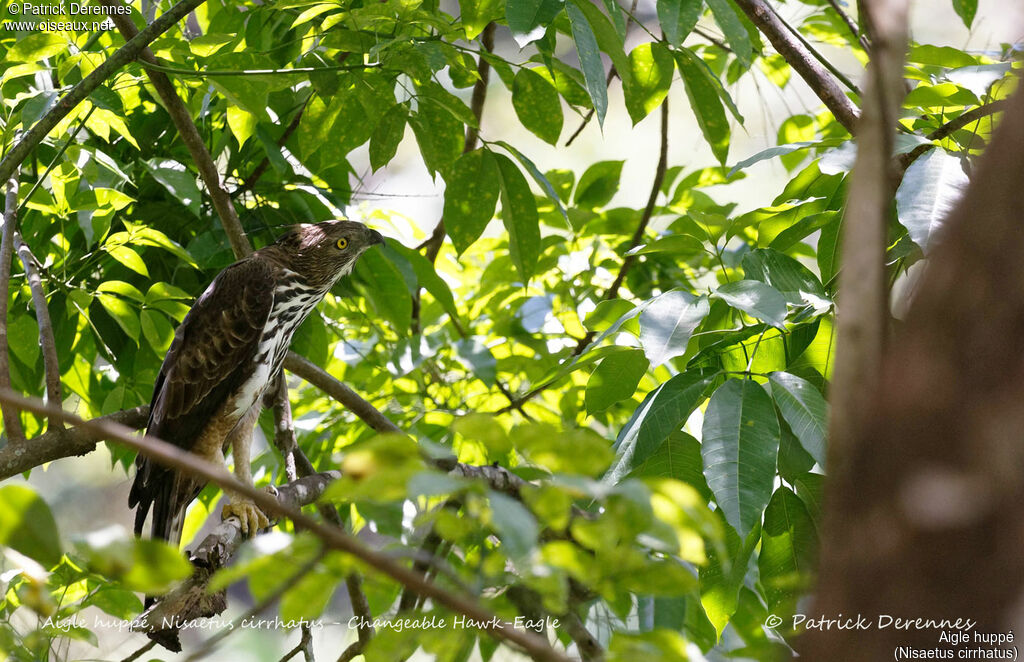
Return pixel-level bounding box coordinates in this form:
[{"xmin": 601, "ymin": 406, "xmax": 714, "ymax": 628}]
[{"xmin": 804, "ymin": 81, "xmax": 1024, "ymax": 660}]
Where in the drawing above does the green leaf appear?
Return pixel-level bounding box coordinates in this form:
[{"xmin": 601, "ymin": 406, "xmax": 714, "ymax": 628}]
[
  {"xmin": 97, "ymin": 293, "xmax": 141, "ymax": 344},
  {"xmin": 701, "ymin": 379, "xmax": 780, "ymax": 535},
  {"xmin": 0, "ymin": 485, "xmax": 62, "ymax": 567},
  {"xmin": 728, "ymin": 140, "xmax": 834, "ymax": 176},
  {"xmin": 713, "ymin": 280, "xmax": 788, "ymax": 329},
  {"xmin": 454, "ymin": 338, "xmax": 498, "ymax": 385},
  {"xmin": 608, "ymin": 369, "xmax": 715, "ymax": 483},
  {"xmin": 488, "ymin": 491, "xmax": 539, "ymax": 559},
  {"xmin": 574, "ymin": 160, "xmax": 624, "ymax": 209},
  {"xmin": 566, "ymin": 0, "xmax": 608, "ymax": 126},
  {"xmin": 495, "ymin": 153, "xmax": 541, "ymax": 283},
  {"xmin": 8, "ymin": 315, "xmax": 40, "ymax": 366},
  {"xmin": 106, "ymin": 245, "xmax": 148, "ymax": 277},
  {"xmin": 459, "ymin": 0, "xmax": 504, "ymax": 39},
  {"xmin": 624, "ymin": 43, "xmax": 675, "ymax": 124},
  {"xmin": 639, "ymin": 290, "xmax": 710, "ymax": 367},
  {"xmin": 741, "ymin": 248, "xmax": 828, "ymax": 304},
  {"xmin": 354, "ymin": 249, "xmax": 413, "ymax": 334},
  {"xmin": 586, "ymin": 348, "xmax": 649, "ymax": 414},
  {"xmin": 506, "ymin": 0, "xmax": 563, "ymax": 46},
  {"xmin": 281, "ymin": 569, "xmax": 337, "ymax": 621},
  {"xmin": 142, "ymin": 159, "xmax": 202, "ymax": 218},
  {"xmin": 494, "ymin": 140, "xmax": 569, "ymax": 222},
  {"xmin": 442, "ymin": 149, "xmax": 501, "ymax": 254},
  {"xmin": 410, "ymin": 99, "xmax": 464, "ymax": 177},
  {"xmin": 706, "ymin": 0, "xmax": 752, "ymax": 66},
  {"xmin": 512, "ymin": 68, "xmax": 564, "ymax": 145},
  {"xmin": 769, "ymin": 372, "xmax": 827, "ymax": 467},
  {"xmin": 657, "ymin": 0, "xmax": 703, "ymax": 47},
  {"xmin": 700, "ymin": 522, "xmax": 760, "ymax": 636},
  {"xmin": 895, "ymin": 148, "xmax": 969, "ymax": 254},
  {"xmin": 759, "ymin": 487, "xmax": 817, "ymax": 610},
  {"xmin": 391, "ymin": 243, "xmax": 462, "ymax": 326},
  {"xmin": 675, "ymin": 49, "xmax": 731, "ymax": 164},
  {"xmin": 369, "ymin": 103, "xmax": 408, "ymax": 172},
  {"xmin": 629, "ymin": 431, "xmax": 713, "ymax": 503}
]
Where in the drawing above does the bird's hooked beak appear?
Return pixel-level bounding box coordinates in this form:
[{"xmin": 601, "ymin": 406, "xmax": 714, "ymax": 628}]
[{"xmin": 368, "ymin": 229, "xmax": 386, "ymax": 247}]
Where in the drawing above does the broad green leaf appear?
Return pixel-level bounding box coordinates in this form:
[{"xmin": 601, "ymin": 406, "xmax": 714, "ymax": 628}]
[
  {"xmin": 713, "ymin": 280, "xmax": 788, "ymax": 329},
  {"xmin": 410, "ymin": 99, "xmax": 464, "ymax": 177},
  {"xmin": 8, "ymin": 315, "xmax": 40, "ymax": 366},
  {"xmin": 639, "ymin": 290, "xmax": 710, "ymax": 367},
  {"xmin": 369, "ymin": 103, "xmax": 407, "ymax": 172},
  {"xmin": 608, "ymin": 369, "xmax": 715, "ymax": 483},
  {"xmin": 895, "ymin": 148, "xmax": 969, "ymax": 254},
  {"xmin": 630, "ymin": 431, "xmax": 713, "ymax": 503},
  {"xmin": 569, "ymin": 0, "xmax": 632, "ymax": 87},
  {"xmin": 706, "ymin": 0, "xmax": 752, "ymax": 66},
  {"xmin": 281, "ymin": 569, "xmax": 337, "ymax": 621},
  {"xmin": 729, "ymin": 140, "xmax": 834, "ymax": 176},
  {"xmin": 142, "ymin": 159, "xmax": 202, "ymax": 217},
  {"xmin": 459, "ymin": 0, "xmax": 504, "ymax": 39},
  {"xmin": 442, "ymin": 149, "xmax": 501, "ymax": 254},
  {"xmin": 624, "ymin": 43, "xmax": 675, "ymax": 124},
  {"xmin": 506, "ymin": 0, "xmax": 563, "ymax": 46},
  {"xmin": 488, "ymin": 491, "xmax": 539, "ymax": 559},
  {"xmin": 494, "ymin": 140, "xmax": 569, "ymax": 222},
  {"xmin": 657, "ymin": 0, "xmax": 703, "ymax": 47},
  {"xmin": 226, "ymin": 106, "xmax": 257, "ymax": 147},
  {"xmin": 951, "ymin": 0, "xmax": 977, "ymax": 27},
  {"xmin": 97, "ymin": 293, "xmax": 141, "ymax": 343},
  {"xmin": 574, "ymin": 160, "xmax": 624, "ymax": 209},
  {"xmin": 566, "ymin": 0, "xmax": 608, "ymax": 126},
  {"xmin": 391, "ymin": 243, "xmax": 462, "ymax": 326},
  {"xmin": 759, "ymin": 487, "xmax": 817, "ymax": 610},
  {"xmin": 106, "ymin": 245, "xmax": 148, "ymax": 277},
  {"xmin": 701, "ymin": 379, "xmax": 780, "ymax": 535},
  {"xmin": 0, "ymin": 485, "xmax": 62, "ymax": 567},
  {"xmin": 495, "ymin": 153, "xmax": 541, "ymax": 282},
  {"xmin": 454, "ymin": 338, "xmax": 498, "ymax": 385},
  {"xmin": 945, "ymin": 63, "xmax": 1012, "ymax": 97},
  {"xmin": 354, "ymin": 249, "xmax": 413, "ymax": 334},
  {"xmin": 700, "ymin": 521, "xmax": 760, "ymax": 635},
  {"xmin": 586, "ymin": 348, "xmax": 649, "ymax": 414},
  {"xmin": 512, "ymin": 68, "xmax": 564, "ymax": 144},
  {"xmin": 741, "ymin": 248, "xmax": 829, "ymax": 304},
  {"xmin": 134, "ymin": 227, "xmax": 198, "ymax": 268},
  {"xmin": 769, "ymin": 372, "xmax": 828, "ymax": 467},
  {"xmin": 907, "ymin": 44, "xmax": 977, "ymax": 69},
  {"xmin": 6, "ymin": 33, "xmax": 65, "ymax": 62},
  {"xmin": 676, "ymin": 49, "xmax": 731, "ymax": 164}
]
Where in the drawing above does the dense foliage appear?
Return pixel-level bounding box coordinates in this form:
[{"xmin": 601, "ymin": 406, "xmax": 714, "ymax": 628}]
[{"xmin": 0, "ymin": 0, "xmax": 1017, "ymax": 659}]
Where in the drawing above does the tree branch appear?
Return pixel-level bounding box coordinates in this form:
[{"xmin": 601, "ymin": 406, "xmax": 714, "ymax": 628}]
[
  {"xmin": 0, "ymin": 405, "xmax": 148, "ymax": 480},
  {"xmin": 0, "ymin": 389, "xmax": 571, "ymax": 662},
  {"xmin": 99, "ymin": 0, "xmax": 252, "ymax": 259},
  {"xmin": 13, "ymin": 233, "xmax": 63, "ymax": 429},
  {"xmin": 733, "ymin": 0, "xmax": 861, "ymax": 133},
  {"xmin": 825, "ymin": 0, "xmax": 872, "ymax": 51},
  {"xmin": 826, "ymin": 0, "xmax": 908, "ymax": 493},
  {"xmin": 0, "ymin": 0, "xmax": 211, "ymax": 187},
  {"xmin": 0, "ymin": 176, "xmax": 25, "ymax": 444}
]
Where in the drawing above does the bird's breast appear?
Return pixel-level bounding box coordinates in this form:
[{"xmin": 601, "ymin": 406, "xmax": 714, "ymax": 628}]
[{"xmin": 227, "ymin": 280, "xmax": 326, "ymax": 419}]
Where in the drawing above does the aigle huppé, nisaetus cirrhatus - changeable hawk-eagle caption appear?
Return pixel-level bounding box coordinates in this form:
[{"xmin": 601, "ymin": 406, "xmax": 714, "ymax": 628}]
[{"xmin": 130, "ymin": 220, "xmax": 384, "ymax": 543}]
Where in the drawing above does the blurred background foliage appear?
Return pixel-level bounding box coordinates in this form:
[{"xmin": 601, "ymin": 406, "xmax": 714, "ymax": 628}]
[{"xmin": 0, "ymin": 0, "xmax": 1019, "ymax": 659}]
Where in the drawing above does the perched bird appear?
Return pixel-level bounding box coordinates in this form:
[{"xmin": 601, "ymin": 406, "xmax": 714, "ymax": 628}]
[{"xmin": 130, "ymin": 220, "xmax": 384, "ymax": 543}]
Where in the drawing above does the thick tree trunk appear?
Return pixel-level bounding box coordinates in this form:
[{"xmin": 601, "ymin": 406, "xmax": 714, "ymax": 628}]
[{"xmin": 804, "ymin": 84, "xmax": 1024, "ymax": 659}]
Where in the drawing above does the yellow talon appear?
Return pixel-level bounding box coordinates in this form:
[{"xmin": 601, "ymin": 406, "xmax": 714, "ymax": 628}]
[{"xmin": 221, "ymin": 486, "xmax": 277, "ymax": 536}]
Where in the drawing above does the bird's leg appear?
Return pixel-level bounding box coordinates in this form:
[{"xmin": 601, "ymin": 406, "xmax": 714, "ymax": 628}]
[{"xmin": 220, "ymin": 405, "xmax": 272, "ymax": 536}]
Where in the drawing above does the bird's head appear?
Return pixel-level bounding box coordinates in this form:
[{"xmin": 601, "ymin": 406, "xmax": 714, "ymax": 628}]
[{"xmin": 272, "ymin": 220, "xmax": 385, "ymax": 289}]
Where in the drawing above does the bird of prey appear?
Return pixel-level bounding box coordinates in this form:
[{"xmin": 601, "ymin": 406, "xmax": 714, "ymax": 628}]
[{"xmin": 130, "ymin": 220, "xmax": 384, "ymax": 543}]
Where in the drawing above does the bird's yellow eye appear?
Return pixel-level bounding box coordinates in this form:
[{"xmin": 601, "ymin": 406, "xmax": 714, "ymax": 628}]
[{"xmin": 336, "ymin": 238, "xmax": 349, "ymax": 250}]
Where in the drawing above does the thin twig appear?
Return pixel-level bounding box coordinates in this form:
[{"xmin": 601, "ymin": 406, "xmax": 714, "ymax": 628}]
[
  {"xmin": 278, "ymin": 626, "xmax": 313, "ymax": 662},
  {"xmin": 13, "ymin": 234, "xmax": 63, "ymax": 429},
  {"xmin": 0, "ymin": 0, "xmax": 210, "ymax": 186},
  {"xmin": 825, "ymin": 0, "xmax": 871, "ymax": 51},
  {"xmin": 766, "ymin": 2, "xmax": 861, "ymax": 95},
  {"xmin": 0, "ymin": 389, "xmax": 572, "ymax": 662},
  {"xmin": 119, "ymin": 640, "xmax": 157, "ymax": 662},
  {"xmin": 733, "ymin": 0, "xmax": 861, "ymax": 133},
  {"xmin": 100, "ymin": 0, "xmax": 252, "ymax": 260},
  {"xmin": 0, "ymin": 175, "xmax": 25, "ymax": 444}
]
